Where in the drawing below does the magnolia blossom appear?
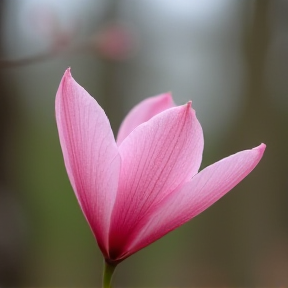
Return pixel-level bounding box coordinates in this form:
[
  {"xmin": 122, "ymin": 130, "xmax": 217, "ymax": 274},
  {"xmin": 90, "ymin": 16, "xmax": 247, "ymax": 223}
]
[
  {"xmin": 56, "ymin": 69, "xmax": 265, "ymax": 266},
  {"xmin": 91, "ymin": 24, "xmax": 137, "ymax": 61}
]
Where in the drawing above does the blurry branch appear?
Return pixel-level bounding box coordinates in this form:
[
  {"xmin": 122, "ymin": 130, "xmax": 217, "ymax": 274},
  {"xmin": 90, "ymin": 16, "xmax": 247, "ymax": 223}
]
[
  {"xmin": 224, "ymin": 0, "xmax": 271, "ymax": 146},
  {"xmin": 0, "ymin": 1, "xmax": 136, "ymax": 136},
  {"xmin": 239, "ymin": 1, "xmax": 288, "ymax": 284},
  {"xmin": 0, "ymin": 4, "xmax": 84, "ymax": 68},
  {"xmin": 0, "ymin": 43, "xmax": 83, "ymax": 68},
  {"xmin": 243, "ymin": 0, "xmax": 270, "ymax": 109},
  {"xmin": 0, "ymin": 1, "xmax": 26, "ymax": 286},
  {"xmin": 0, "ymin": 3, "xmax": 136, "ymax": 68},
  {"xmin": 0, "ymin": 26, "xmax": 135, "ymax": 68},
  {"xmin": 206, "ymin": 0, "xmax": 272, "ymax": 283},
  {"xmin": 97, "ymin": 0, "xmax": 125, "ymax": 132},
  {"xmin": 223, "ymin": 0, "xmax": 288, "ymax": 284}
]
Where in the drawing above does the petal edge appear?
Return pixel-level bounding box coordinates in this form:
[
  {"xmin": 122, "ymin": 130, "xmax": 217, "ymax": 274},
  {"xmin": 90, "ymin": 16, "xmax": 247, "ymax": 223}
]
[
  {"xmin": 125, "ymin": 143, "xmax": 265, "ymax": 257},
  {"xmin": 116, "ymin": 92, "xmax": 175, "ymax": 145},
  {"xmin": 56, "ymin": 69, "xmax": 121, "ymax": 256}
]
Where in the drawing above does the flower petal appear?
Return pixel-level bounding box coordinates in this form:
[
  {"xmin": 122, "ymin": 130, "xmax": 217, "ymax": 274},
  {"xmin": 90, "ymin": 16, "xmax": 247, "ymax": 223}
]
[
  {"xmin": 116, "ymin": 93, "xmax": 174, "ymax": 145},
  {"xmin": 125, "ymin": 144, "xmax": 265, "ymax": 257},
  {"xmin": 108, "ymin": 102, "xmax": 204, "ymax": 260},
  {"xmin": 55, "ymin": 69, "xmax": 121, "ymax": 256}
]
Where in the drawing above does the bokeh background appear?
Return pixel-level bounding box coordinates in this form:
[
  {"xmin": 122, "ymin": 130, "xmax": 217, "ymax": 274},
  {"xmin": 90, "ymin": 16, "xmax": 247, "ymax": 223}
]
[{"xmin": 0, "ymin": 0, "xmax": 287, "ymax": 286}]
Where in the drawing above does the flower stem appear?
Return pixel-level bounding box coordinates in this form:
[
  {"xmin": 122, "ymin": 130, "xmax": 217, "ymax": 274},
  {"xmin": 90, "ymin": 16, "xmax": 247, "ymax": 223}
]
[{"xmin": 102, "ymin": 261, "xmax": 116, "ymax": 288}]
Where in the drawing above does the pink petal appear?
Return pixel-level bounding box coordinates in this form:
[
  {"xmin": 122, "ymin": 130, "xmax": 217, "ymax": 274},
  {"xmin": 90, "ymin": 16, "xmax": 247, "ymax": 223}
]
[
  {"xmin": 116, "ymin": 93, "xmax": 174, "ymax": 145},
  {"xmin": 108, "ymin": 102, "xmax": 204, "ymax": 260},
  {"xmin": 126, "ymin": 144, "xmax": 266, "ymax": 257},
  {"xmin": 55, "ymin": 69, "xmax": 121, "ymax": 257}
]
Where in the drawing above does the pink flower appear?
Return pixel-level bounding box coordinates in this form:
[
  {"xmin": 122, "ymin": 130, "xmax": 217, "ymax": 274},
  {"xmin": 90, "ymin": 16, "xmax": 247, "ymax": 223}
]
[
  {"xmin": 55, "ymin": 68, "xmax": 265, "ymax": 266},
  {"xmin": 91, "ymin": 23, "xmax": 137, "ymax": 61}
]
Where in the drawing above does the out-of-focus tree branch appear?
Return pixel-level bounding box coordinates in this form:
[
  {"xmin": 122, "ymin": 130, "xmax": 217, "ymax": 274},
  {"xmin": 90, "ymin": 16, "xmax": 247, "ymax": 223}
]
[
  {"xmin": 223, "ymin": 0, "xmax": 288, "ymax": 285},
  {"xmin": 0, "ymin": 1, "xmax": 26, "ymax": 286}
]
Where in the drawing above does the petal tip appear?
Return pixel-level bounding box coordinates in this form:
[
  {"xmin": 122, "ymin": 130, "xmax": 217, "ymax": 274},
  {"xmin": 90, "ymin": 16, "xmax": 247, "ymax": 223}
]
[
  {"xmin": 254, "ymin": 143, "xmax": 266, "ymax": 155},
  {"xmin": 159, "ymin": 92, "xmax": 174, "ymax": 106},
  {"xmin": 185, "ymin": 101, "xmax": 194, "ymax": 114},
  {"xmin": 64, "ymin": 67, "xmax": 72, "ymax": 78},
  {"xmin": 177, "ymin": 101, "xmax": 197, "ymax": 119},
  {"xmin": 164, "ymin": 91, "xmax": 172, "ymax": 97},
  {"xmin": 60, "ymin": 68, "xmax": 76, "ymax": 90}
]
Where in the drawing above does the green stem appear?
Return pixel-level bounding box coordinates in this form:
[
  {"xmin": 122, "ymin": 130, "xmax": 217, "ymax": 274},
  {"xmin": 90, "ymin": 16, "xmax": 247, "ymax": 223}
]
[{"xmin": 102, "ymin": 261, "xmax": 116, "ymax": 288}]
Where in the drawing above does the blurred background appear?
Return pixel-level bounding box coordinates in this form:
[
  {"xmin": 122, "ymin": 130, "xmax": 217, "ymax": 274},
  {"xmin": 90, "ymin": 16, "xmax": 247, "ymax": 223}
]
[{"xmin": 0, "ymin": 0, "xmax": 287, "ymax": 286}]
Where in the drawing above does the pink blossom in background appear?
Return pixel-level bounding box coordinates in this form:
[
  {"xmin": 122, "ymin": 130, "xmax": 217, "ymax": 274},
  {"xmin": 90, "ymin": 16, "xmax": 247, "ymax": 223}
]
[
  {"xmin": 29, "ymin": 4, "xmax": 79, "ymax": 52},
  {"xmin": 91, "ymin": 24, "xmax": 137, "ymax": 61},
  {"xmin": 23, "ymin": 5, "xmax": 136, "ymax": 63},
  {"xmin": 55, "ymin": 68, "xmax": 265, "ymax": 266}
]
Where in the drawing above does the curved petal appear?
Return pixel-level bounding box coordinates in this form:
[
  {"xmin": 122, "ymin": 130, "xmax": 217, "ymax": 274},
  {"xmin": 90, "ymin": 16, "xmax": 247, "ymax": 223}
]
[
  {"xmin": 55, "ymin": 69, "xmax": 120, "ymax": 257},
  {"xmin": 108, "ymin": 102, "xmax": 204, "ymax": 261},
  {"xmin": 116, "ymin": 93, "xmax": 174, "ymax": 145},
  {"xmin": 125, "ymin": 144, "xmax": 265, "ymax": 257}
]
